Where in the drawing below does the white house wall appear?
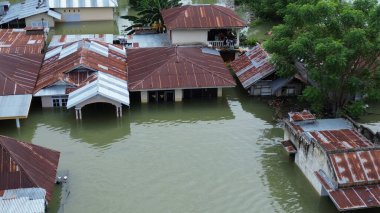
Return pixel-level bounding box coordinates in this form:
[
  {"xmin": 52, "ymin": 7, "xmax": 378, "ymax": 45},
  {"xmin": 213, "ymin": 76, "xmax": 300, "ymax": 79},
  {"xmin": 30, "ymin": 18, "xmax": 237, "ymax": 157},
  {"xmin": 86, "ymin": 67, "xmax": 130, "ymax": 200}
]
[
  {"xmin": 41, "ymin": 96, "xmax": 53, "ymax": 107},
  {"xmin": 55, "ymin": 8, "xmax": 114, "ymax": 22},
  {"xmin": 171, "ymin": 29, "xmax": 208, "ymax": 45},
  {"xmin": 25, "ymin": 13, "xmax": 55, "ymax": 27}
]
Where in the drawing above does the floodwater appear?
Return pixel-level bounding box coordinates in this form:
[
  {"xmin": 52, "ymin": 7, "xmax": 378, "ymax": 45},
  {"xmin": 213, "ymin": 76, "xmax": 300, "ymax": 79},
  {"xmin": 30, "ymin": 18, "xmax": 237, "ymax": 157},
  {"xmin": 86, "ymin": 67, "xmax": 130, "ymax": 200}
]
[{"xmin": 1, "ymin": 88, "xmax": 378, "ymax": 213}]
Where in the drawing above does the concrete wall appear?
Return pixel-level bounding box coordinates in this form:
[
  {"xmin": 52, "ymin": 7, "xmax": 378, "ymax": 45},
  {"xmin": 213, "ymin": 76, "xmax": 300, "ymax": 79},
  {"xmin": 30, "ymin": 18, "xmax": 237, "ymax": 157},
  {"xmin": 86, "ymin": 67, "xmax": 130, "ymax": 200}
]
[
  {"xmin": 25, "ymin": 13, "xmax": 55, "ymax": 27},
  {"xmin": 141, "ymin": 91, "xmax": 148, "ymax": 103},
  {"xmin": 175, "ymin": 89, "xmax": 183, "ymax": 102},
  {"xmin": 171, "ymin": 29, "xmax": 208, "ymax": 45},
  {"xmin": 41, "ymin": 96, "xmax": 53, "ymax": 107},
  {"xmin": 55, "ymin": 8, "xmax": 114, "ymax": 22}
]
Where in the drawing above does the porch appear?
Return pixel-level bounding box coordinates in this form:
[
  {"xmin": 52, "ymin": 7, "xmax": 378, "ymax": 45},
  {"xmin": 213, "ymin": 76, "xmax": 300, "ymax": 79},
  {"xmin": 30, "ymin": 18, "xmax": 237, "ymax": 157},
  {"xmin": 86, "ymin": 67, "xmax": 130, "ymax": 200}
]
[{"xmin": 207, "ymin": 28, "xmax": 240, "ymax": 48}]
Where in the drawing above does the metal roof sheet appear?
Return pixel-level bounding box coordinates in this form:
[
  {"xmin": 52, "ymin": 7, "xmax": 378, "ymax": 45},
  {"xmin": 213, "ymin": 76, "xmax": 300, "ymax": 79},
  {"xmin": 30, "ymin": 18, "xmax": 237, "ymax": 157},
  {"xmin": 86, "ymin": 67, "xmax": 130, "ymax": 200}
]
[
  {"xmin": 66, "ymin": 72, "xmax": 129, "ymax": 108},
  {"xmin": 0, "ymin": 29, "xmax": 44, "ymax": 54},
  {"xmin": 0, "ymin": 135, "xmax": 60, "ymax": 201},
  {"xmin": 33, "ymin": 85, "xmax": 67, "ymax": 96},
  {"xmin": 35, "ymin": 39, "xmax": 126, "ymax": 94},
  {"xmin": 288, "ymin": 110, "xmax": 316, "ymax": 122},
  {"xmin": 49, "ymin": 34, "xmax": 113, "ymax": 47},
  {"xmin": 161, "ymin": 5, "xmax": 246, "ymax": 30},
  {"xmin": 48, "ymin": 0, "xmax": 118, "ymax": 8},
  {"xmin": 2, "ymin": 188, "xmax": 46, "ymax": 200},
  {"xmin": 0, "ymin": 94, "xmax": 32, "ymax": 119},
  {"xmin": 0, "ymin": 197, "xmax": 45, "ymax": 213},
  {"xmin": 230, "ymin": 44, "xmax": 275, "ymax": 89},
  {"xmin": 127, "ymin": 46, "xmax": 236, "ymax": 91}
]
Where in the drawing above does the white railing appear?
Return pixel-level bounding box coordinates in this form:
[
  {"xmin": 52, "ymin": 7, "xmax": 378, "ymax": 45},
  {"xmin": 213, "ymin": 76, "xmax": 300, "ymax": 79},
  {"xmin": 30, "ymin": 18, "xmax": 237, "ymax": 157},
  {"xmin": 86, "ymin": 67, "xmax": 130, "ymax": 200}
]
[{"xmin": 208, "ymin": 40, "xmax": 235, "ymax": 48}]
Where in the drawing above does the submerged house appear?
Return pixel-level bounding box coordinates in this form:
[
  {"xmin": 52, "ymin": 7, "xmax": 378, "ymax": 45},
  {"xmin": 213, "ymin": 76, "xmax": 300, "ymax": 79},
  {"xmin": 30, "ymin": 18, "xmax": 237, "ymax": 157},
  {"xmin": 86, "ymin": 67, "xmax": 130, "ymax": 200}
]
[
  {"xmin": 230, "ymin": 44, "xmax": 304, "ymax": 96},
  {"xmin": 33, "ymin": 39, "xmax": 129, "ymax": 119},
  {"xmin": 161, "ymin": 5, "xmax": 246, "ymax": 47},
  {"xmin": 283, "ymin": 111, "xmax": 380, "ymax": 211},
  {"xmin": 0, "ymin": 0, "xmax": 116, "ymax": 28},
  {"xmin": 0, "ymin": 135, "xmax": 60, "ymax": 210},
  {"xmin": 0, "ymin": 28, "xmax": 44, "ymax": 128},
  {"xmin": 128, "ymin": 46, "xmax": 236, "ymax": 103}
]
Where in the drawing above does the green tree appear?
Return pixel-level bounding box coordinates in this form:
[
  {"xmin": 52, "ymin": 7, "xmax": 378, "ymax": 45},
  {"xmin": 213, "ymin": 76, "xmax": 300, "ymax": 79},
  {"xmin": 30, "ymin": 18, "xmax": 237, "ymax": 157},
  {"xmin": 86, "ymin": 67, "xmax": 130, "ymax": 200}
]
[
  {"xmin": 121, "ymin": 0, "xmax": 181, "ymax": 34},
  {"xmin": 265, "ymin": 0, "xmax": 380, "ymax": 116}
]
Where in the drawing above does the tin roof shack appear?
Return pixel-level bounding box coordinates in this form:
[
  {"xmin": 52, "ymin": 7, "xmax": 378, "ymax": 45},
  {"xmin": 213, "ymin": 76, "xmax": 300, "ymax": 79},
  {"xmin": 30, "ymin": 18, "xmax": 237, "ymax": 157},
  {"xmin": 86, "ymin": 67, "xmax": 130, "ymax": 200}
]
[
  {"xmin": 34, "ymin": 39, "xmax": 129, "ymax": 119},
  {"xmin": 0, "ymin": 0, "xmax": 61, "ymax": 28},
  {"xmin": 128, "ymin": 46, "xmax": 236, "ymax": 103},
  {"xmin": 230, "ymin": 44, "xmax": 305, "ymax": 96},
  {"xmin": 283, "ymin": 111, "xmax": 380, "ymax": 211},
  {"xmin": 0, "ymin": 188, "xmax": 47, "ymax": 213},
  {"xmin": 48, "ymin": 0, "xmax": 117, "ymax": 22},
  {"xmin": 0, "ymin": 135, "xmax": 60, "ymax": 203},
  {"xmin": 0, "ymin": 28, "xmax": 44, "ymax": 128},
  {"xmin": 161, "ymin": 5, "xmax": 246, "ymax": 48}
]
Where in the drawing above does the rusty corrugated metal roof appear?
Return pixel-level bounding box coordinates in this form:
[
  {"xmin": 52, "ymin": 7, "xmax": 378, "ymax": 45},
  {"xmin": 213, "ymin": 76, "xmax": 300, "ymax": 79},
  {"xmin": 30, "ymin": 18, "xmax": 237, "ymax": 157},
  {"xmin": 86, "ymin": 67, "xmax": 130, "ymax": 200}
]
[
  {"xmin": 161, "ymin": 5, "xmax": 246, "ymax": 30},
  {"xmin": 329, "ymin": 150, "xmax": 380, "ymax": 187},
  {"xmin": 281, "ymin": 140, "xmax": 297, "ymax": 154},
  {"xmin": 127, "ymin": 47, "xmax": 236, "ymax": 91},
  {"xmin": 288, "ymin": 110, "xmax": 316, "ymax": 122},
  {"xmin": 0, "ymin": 29, "xmax": 44, "ymax": 54},
  {"xmin": 34, "ymin": 39, "xmax": 127, "ymax": 94},
  {"xmin": 307, "ymin": 129, "xmax": 373, "ymax": 152},
  {"xmin": 0, "ymin": 135, "xmax": 60, "ymax": 201},
  {"xmin": 315, "ymin": 171, "xmax": 380, "ymax": 211},
  {"xmin": 230, "ymin": 44, "xmax": 275, "ymax": 89}
]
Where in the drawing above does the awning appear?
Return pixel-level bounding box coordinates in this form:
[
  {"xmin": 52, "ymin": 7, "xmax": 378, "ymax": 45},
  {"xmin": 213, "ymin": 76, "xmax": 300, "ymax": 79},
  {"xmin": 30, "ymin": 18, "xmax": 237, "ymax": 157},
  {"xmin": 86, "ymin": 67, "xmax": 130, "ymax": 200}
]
[
  {"xmin": 47, "ymin": 10, "xmax": 62, "ymax": 20},
  {"xmin": 315, "ymin": 171, "xmax": 380, "ymax": 211},
  {"xmin": 34, "ymin": 85, "xmax": 67, "ymax": 97},
  {"xmin": 280, "ymin": 140, "xmax": 297, "ymax": 154},
  {"xmin": 0, "ymin": 94, "xmax": 32, "ymax": 119}
]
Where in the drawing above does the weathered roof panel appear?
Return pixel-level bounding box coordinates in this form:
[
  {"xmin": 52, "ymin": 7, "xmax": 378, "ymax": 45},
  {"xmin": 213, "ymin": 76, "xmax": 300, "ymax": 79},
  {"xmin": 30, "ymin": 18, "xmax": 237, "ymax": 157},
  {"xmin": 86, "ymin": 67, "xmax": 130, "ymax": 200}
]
[
  {"xmin": 289, "ymin": 110, "xmax": 316, "ymax": 122},
  {"xmin": 48, "ymin": 0, "xmax": 118, "ymax": 8},
  {"xmin": 0, "ymin": 135, "xmax": 60, "ymax": 201},
  {"xmin": 161, "ymin": 5, "xmax": 246, "ymax": 30},
  {"xmin": 230, "ymin": 44, "xmax": 275, "ymax": 89},
  {"xmin": 0, "ymin": 94, "xmax": 32, "ymax": 119},
  {"xmin": 0, "ymin": 196, "xmax": 45, "ymax": 213},
  {"xmin": 128, "ymin": 47, "xmax": 236, "ymax": 91}
]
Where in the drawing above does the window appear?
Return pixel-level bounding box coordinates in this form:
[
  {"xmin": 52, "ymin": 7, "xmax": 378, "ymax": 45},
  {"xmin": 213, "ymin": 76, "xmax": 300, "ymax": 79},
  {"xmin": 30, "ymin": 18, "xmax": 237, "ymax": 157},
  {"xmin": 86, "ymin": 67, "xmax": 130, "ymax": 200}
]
[
  {"xmin": 52, "ymin": 96, "xmax": 69, "ymax": 107},
  {"xmin": 286, "ymin": 88, "xmax": 295, "ymax": 95}
]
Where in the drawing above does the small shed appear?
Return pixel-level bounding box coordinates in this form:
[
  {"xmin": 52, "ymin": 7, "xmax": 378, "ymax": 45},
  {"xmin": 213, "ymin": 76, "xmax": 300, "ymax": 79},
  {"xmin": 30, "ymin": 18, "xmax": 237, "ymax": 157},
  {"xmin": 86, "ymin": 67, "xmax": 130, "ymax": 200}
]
[
  {"xmin": 127, "ymin": 46, "xmax": 236, "ymax": 103},
  {"xmin": 0, "ymin": 135, "xmax": 60, "ymax": 202},
  {"xmin": 230, "ymin": 44, "xmax": 305, "ymax": 96}
]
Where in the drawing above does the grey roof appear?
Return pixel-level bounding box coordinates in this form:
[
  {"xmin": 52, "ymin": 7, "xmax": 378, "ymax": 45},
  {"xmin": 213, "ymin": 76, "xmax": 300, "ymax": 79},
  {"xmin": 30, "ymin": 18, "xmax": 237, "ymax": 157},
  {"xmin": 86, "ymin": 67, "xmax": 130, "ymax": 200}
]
[
  {"xmin": 295, "ymin": 118, "xmax": 353, "ymax": 132},
  {"xmin": 2, "ymin": 188, "xmax": 46, "ymax": 200},
  {"xmin": 48, "ymin": 0, "xmax": 118, "ymax": 8},
  {"xmin": 0, "ymin": 94, "xmax": 32, "ymax": 119},
  {"xmin": 34, "ymin": 85, "xmax": 67, "ymax": 96},
  {"xmin": 67, "ymin": 72, "xmax": 129, "ymax": 109},
  {"xmin": 49, "ymin": 34, "xmax": 114, "ymax": 48},
  {"xmin": 201, "ymin": 47, "xmax": 220, "ymax": 56},
  {"xmin": 0, "ymin": 0, "xmax": 61, "ymax": 25},
  {"xmin": 269, "ymin": 77, "xmax": 293, "ymax": 94},
  {"xmin": 0, "ymin": 188, "xmax": 46, "ymax": 213}
]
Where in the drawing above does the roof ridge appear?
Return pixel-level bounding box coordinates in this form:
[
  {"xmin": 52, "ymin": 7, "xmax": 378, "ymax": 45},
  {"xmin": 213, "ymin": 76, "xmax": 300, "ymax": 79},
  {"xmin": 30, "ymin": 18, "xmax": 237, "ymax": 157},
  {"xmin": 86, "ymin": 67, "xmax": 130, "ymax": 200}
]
[
  {"xmin": 211, "ymin": 5, "xmax": 245, "ymax": 24},
  {"xmin": 162, "ymin": 5, "xmax": 191, "ymax": 26}
]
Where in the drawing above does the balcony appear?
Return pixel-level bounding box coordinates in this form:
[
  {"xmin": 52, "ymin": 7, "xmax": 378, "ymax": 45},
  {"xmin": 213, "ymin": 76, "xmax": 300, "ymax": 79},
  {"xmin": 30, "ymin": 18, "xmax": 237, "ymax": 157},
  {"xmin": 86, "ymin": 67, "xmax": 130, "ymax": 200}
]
[{"xmin": 207, "ymin": 29, "xmax": 240, "ymax": 49}]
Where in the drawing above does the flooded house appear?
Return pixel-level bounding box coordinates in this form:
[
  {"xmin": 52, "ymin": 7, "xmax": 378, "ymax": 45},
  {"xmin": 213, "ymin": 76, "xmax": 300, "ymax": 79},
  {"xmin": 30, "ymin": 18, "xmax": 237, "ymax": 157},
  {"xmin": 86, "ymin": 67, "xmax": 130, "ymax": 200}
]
[
  {"xmin": 230, "ymin": 44, "xmax": 305, "ymax": 96},
  {"xmin": 161, "ymin": 4, "xmax": 246, "ymax": 48},
  {"xmin": 0, "ymin": 135, "xmax": 60, "ymax": 212},
  {"xmin": 127, "ymin": 46, "xmax": 236, "ymax": 103},
  {"xmin": 0, "ymin": 28, "xmax": 44, "ymax": 128},
  {"xmin": 33, "ymin": 39, "xmax": 129, "ymax": 119},
  {"xmin": 0, "ymin": 0, "xmax": 116, "ymax": 28},
  {"xmin": 282, "ymin": 110, "xmax": 380, "ymax": 211}
]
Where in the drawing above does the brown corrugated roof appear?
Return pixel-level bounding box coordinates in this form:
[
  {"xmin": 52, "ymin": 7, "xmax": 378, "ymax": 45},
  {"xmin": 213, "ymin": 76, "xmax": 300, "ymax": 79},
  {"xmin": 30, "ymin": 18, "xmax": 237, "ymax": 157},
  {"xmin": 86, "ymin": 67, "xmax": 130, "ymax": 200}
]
[
  {"xmin": 0, "ymin": 29, "xmax": 44, "ymax": 96},
  {"xmin": 127, "ymin": 47, "xmax": 236, "ymax": 91},
  {"xmin": 0, "ymin": 135, "xmax": 60, "ymax": 201},
  {"xmin": 0, "ymin": 29, "xmax": 44, "ymax": 54},
  {"xmin": 288, "ymin": 111, "xmax": 316, "ymax": 122},
  {"xmin": 230, "ymin": 44, "xmax": 275, "ymax": 89},
  {"xmin": 161, "ymin": 5, "xmax": 246, "ymax": 30},
  {"xmin": 34, "ymin": 39, "xmax": 127, "ymax": 93}
]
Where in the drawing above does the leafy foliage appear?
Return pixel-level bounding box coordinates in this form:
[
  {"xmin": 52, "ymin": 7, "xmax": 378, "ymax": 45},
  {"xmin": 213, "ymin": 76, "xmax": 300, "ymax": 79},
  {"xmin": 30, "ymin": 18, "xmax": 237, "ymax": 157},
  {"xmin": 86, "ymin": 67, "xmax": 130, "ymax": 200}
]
[
  {"xmin": 265, "ymin": 0, "xmax": 380, "ymax": 116},
  {"xmin": 121, "ymin": 0, "xmax": 182, "ymax": 33}
]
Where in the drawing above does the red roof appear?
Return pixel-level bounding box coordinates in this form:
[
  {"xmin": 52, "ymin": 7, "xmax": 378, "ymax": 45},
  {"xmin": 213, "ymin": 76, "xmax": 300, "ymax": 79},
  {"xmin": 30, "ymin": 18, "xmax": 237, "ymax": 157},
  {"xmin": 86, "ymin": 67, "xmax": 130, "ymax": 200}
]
[
  {"xmin": 307, "ymin": 129, "xmax": 373, "ymax": 152},
  {"xmin": 230, "ymin": 44, "xmax": 275, "ymax": 89},
  {"xmin": 0, "ymin": 135, "xmax": 60, "ymax": 201},
  {"xmin": 316, "ymin": 171, "xmax": 380, "ymax": 211},
  {"xmin": 288, "ymin": 110, "xmax": 316, "ymax": 122},
  {"xmin": 34, "ymin": 39, "xmax": 127, "ymax": 93},
  {"xmin": 0, "ymin": 29, "xmax": 44, "ymax": 54},
  {"xmin": 161, "ymin": 5, "xmax": 246, "ymax": 30},
  {"xmin": 127, "ymin": 47, "xmax": 236, "ymax": 91}
]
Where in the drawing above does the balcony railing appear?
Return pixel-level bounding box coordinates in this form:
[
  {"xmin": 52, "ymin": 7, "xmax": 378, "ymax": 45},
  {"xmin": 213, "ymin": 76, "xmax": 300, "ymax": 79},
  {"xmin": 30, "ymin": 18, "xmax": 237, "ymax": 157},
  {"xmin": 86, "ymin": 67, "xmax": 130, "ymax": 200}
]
[{"xmin": 208, "ymin": 40, "xmax": 236, "ymax": 48}]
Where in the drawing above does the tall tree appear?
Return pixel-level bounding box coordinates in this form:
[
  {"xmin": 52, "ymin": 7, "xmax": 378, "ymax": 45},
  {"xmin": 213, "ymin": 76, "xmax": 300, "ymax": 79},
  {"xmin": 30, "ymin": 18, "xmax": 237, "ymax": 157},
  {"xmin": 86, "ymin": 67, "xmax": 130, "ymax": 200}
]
[
  {"xmin": 122, "ymin": 0, "xmax": 182, "ymax": 34},
  {"xmin": 265, "ymin": 0, "xmax": 380, "ymax": 116}
]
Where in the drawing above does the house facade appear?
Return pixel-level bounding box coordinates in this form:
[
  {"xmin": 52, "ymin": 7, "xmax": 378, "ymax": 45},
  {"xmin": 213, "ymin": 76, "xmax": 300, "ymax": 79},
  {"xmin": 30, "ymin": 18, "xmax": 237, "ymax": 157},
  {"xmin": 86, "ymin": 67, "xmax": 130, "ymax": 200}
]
[
  {"xmin": 161, "ymin": 5, "xmax": 246, "ymax": 48},
  {"xmin": 34, "ymin": 38, "xmax": 129, "ymax": 119},
  {"xmin": 230, "ymin": 44, "xmax": 305, "ymax": 96},
  {"xmin": 128, "ymin": 46, "xmax": 236, "ymax": 103},
  {"xmin": 282, "ymin": 111, "xmax": 380, "ymax": 211}
]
